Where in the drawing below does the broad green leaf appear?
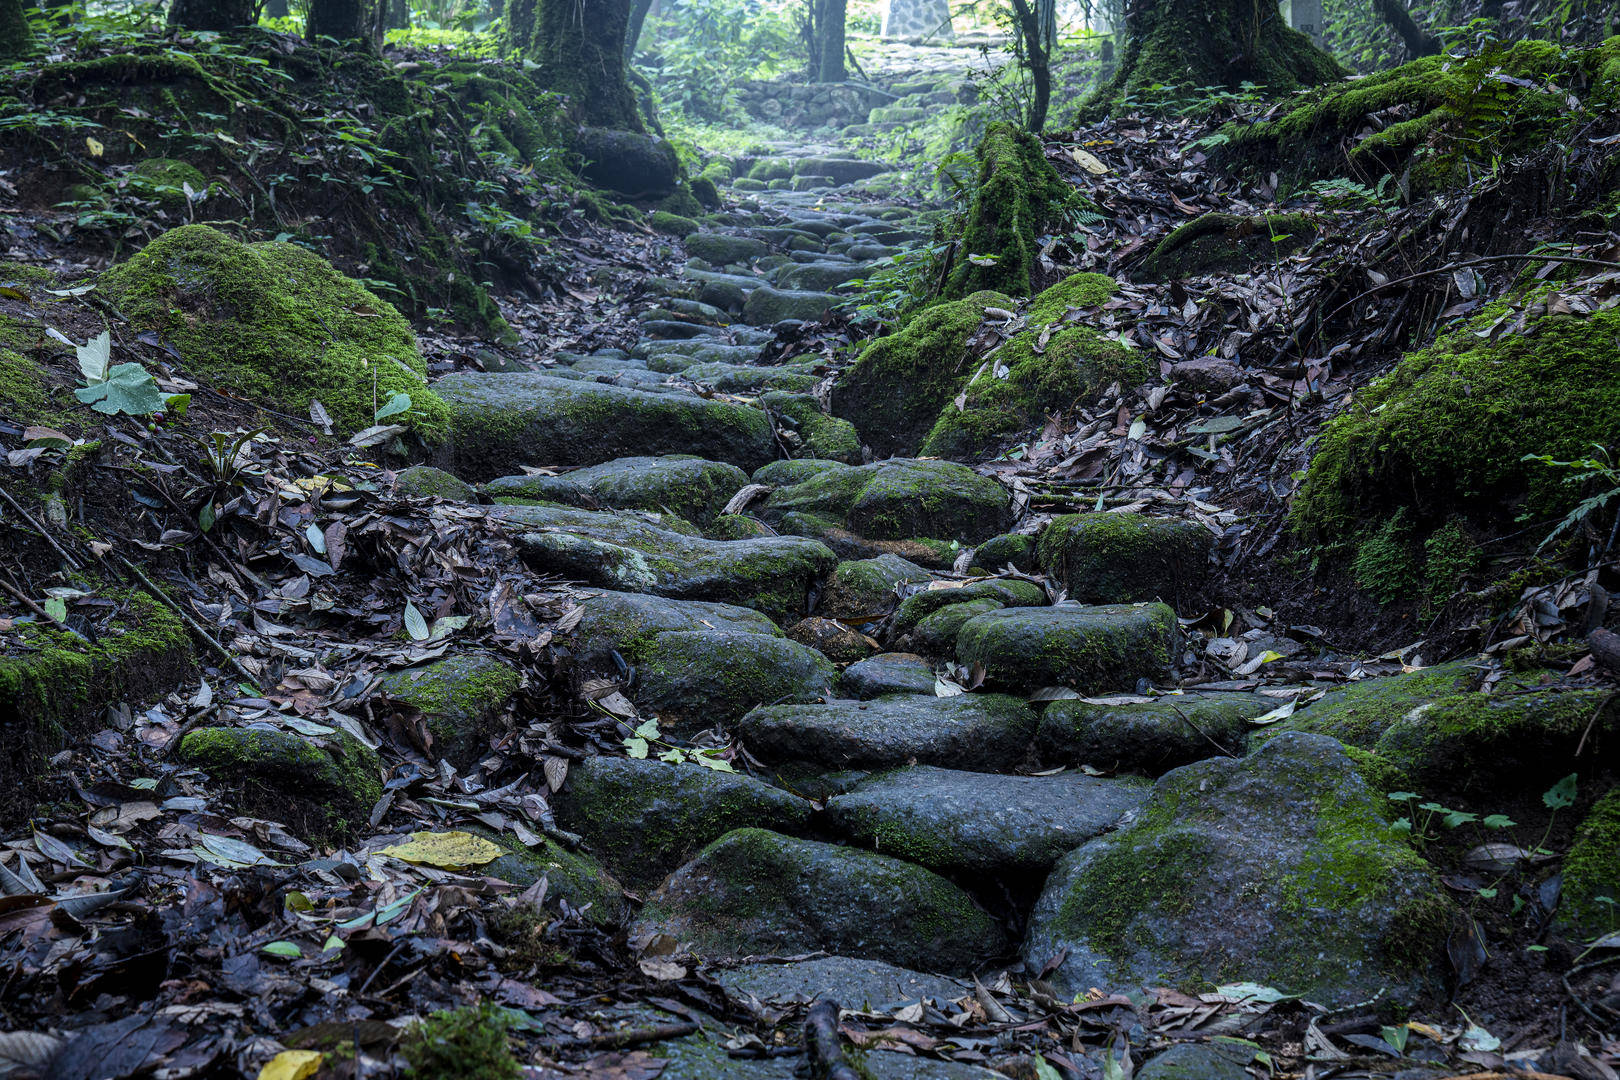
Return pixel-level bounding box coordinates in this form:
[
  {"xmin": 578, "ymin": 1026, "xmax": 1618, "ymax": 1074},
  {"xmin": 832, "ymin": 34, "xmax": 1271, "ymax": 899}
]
[
  {"xmin": 403, "ymin": 600, "xmax": 429, "ymax": 641},
  {"xmin": 261, "ymin": 941, "xmax": 303, "ymax": 958},
  {"xmin": 75, "ymin": 330, "xmax": 111, "ymax": 383},
  {"xmin": 374, "ymin": 391, "xmax": 412, "ymax": 422},
  {"xmin": 74, "ymin": 362, "xmax": 165, "ymax": 415},
  {"xmin": 164, "ymin": 393, "xmax": 191, "ymax": 416},
  {"xmin": 624, "ymin": 736, "xmax": 648, "ymax": 759},
  {"xmin": 42, "ymin": 597, "xmax": 67, "ymax": 623},
  {"xmin": 692, "ymin": 752, "xmax": 735, "ymax": 773},
  {"xmin": 1544, "ymin": 772, "xmax": 1578, "ymax": 810},
  {"xmin": 633, "ymin": 718, "xmax": 661, "ymax": 740}
]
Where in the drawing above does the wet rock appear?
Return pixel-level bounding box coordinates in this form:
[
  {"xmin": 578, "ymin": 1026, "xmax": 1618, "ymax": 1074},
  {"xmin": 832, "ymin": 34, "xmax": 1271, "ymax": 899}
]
[
  {"xmin": 392, "ymin": 465, "xmax": 475, "ymax": 501},
  {"xmin": 760, "ymin": 458, "xmax": 1011, "ymax": 547},
  {"xmin": 437, "ymin": 373, "xmax": 774, "ymax": 479},
  {"xmin": 792, "ymin": 157, "xmax": 888, "ymax": 183},
  {"xmin": 573, "ymin": 126, "xmax": 679, "ymax": 196},
  {"xmin": 1023, "ymin": 732, "xmax": 1451, "ymax": 1007},
  {"xmin": 553, "ymin": 756, "xmax": 812, "ymax": 888},
  {"xmin": 633, "ymin": 629, "xmax": 836, "ymax": 727},
  {"xmin": 955, "ymin": 604, "xmax": 1178, "ymax": 692},
  {"xmin": 971, "ymin": 533, "xmax": 1036, "ymax": 572},
  {"xmin": 477, "ymin": 830, "xmax": 627, "ymax": 927},
  {"xmin": 681, "ymin": 362, "xmax": 819, "ymax": 394},
  {"xmin": 741, "ymin": 286, "xmax": 835, "ymax": 326},
  {"xmin": 1037, "ymin": 514, "xmax": 1212, "ymax": 606},
  {"xmin": 891, "ymin": 578, "xmax": 1045, "ymax": 636},
  {"xmin": 683, "ymin": 233, "xmax": 769, "ymax": 266},
  {"xmin": 376, "ymin": 653, "xmax": 520, "ymax": 770},
  {"xmin": 175, "ymin": 726, "xmax": 380, "ymax": 836},
  {"xmin": 907, "ymin": 596, "xmax": 1004, "ymax": 653},
  {"xmin": 787, "ymin": 616, "xmax": 876, "ymax": 664},
  {"xmin": 736, "ymin": 693, "xmax": 1038, "ymax": 772},
  {"xmin": 641, "ymin": 342, "xmax": 763, "ymax": 372},
  {"xmin": 827, "ymin": 766, "xmax": 1148, "ymax": 875},
  {"xmin": 1137, "ymin": 1042, "xmax": 1255, "ymax": 1080},
  {"xmin": 493, "ymin": 503, "xmax": 837, "ymax": 621},
  {"xmin": 707, "ymin": 513, "xmax": 774, "ymax": 539},
  {"xmin": 1039, "ymin": 692, "xmax": 1279, "ymax": 773},
  {"xmin": 484, "ymin": 455, "xmax": 748, "ymax": 525},
  {"xmin": 759, "ymin": 392, "xmax": 863, "ymax": 464},
  {"xmin": 632, "ymin": 828, "xmax": 1007, "ymax": 973},
  {"xmin": 1556, "ymin": 788, "xmax": 1620, "ymax": 938},
  {"xmin": 819, "ymin": 555, "xmax": 934, "ymax": 619},
  {"xmin": 1169, "ymin": 355, "xmax": 1247, "ymax": 393},
  {"xmin": 839, "ymin": 653, "xmax": 936, "ymax": 698},
  {"xmin": 569, "ymin": 590, "xmax": 781, "ymax": 669},
  {"xmin": 777, "ymin": 260, "xmax": 863, "ymax": 293},
  {"xmin": 714, "ymin": 955, "xmax": 964, "ymax": 1010},
  {"xmin": 753, "ymin": 458, "xmax": 851, "ymax": 487}
]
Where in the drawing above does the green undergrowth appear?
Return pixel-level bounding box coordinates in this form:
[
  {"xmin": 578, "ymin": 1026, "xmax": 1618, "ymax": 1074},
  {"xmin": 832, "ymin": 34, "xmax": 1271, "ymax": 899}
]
[
  {"xmin": 1221, "ymin": 36, "xmax": 1620, "ymax": 194},
  {"xmin": 402, "ymin": 1004, "xmax": 521, "ymax": 1080},
  {"xmin": 1559, "ymin": 788, "xmax": 1620, "ymax": 938},
  {"xmin": 99, "ymin": 224, "xmax": 448, "ymax": 438}
]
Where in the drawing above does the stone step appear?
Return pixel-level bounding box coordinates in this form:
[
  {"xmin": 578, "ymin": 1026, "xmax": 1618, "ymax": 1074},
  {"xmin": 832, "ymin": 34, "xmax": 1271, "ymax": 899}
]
[
  {"xmin": 484, "ymin": 455, "xmax": 749, "ymax": 525},
  {"xmin": 436, "ymin": 372, "xmax": 776, "ymax": 478},
  {"xmin": 736, "ymin": 693, "xmax": 1037, "ymax": 772},
  {"xmin": 1037, "ymin": 691, "xmax": 1280, "ymax": 774},
  {"xmin": 955, "ymin": 603, "xmax": 1180, "ymax": 693}
]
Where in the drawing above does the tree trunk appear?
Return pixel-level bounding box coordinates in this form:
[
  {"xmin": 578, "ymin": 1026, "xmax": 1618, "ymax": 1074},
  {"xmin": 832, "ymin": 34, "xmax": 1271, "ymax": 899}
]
[
  {"xmin": 1088, "ymin": 0, "xmax": 1343, "ymax": 116},
  {"xmin": 626, "ymin": 0, "xmax": 652, "ymax": 58},
  {"xmin": 167, "ymin": 0, "xmax": 258, "ymax": 32},
  {"xmin": 383, "ymin": 0, "xmax": 408, "ymax": 31},
  {"xmin": 1008, "ymin": 0, "xmax": 1051, "ymax": 132},
  {"xmin": 0, "ymin": 0, "xmax": 32, "ymax": 59},
  {"xmin": 262, "ymin": 0, "xmax": 288, "ymax": 17},
  {"xmin": 515, "ymin": 0, "xmax": 643, "ymax": 131},
  {"xmin": 816, "ymin": 0, "xmax": 845, "ymax": 82},
  {"xmin": 1372, "ymin": 0, "xmax": 1440, "ymax": 58},
  {"xmin": 306, "ymin": 0, "xmax": 370, "ymax": 41}
]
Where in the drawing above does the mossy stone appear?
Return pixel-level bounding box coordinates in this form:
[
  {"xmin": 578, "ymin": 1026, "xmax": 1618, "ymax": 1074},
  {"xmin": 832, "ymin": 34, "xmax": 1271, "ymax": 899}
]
[
  {"xmin": 1255, "ymin": 659, "xmax": 1500, "ymax": 749},
  {"xmin": 683, "ymin": 233, "xmax": 768, "ymax": 266},
  {"xmin": 1038, "ymin": 692, "xmax": 1279, "ymax": 774},
  {"xmin": 393, "ymin": 465, "xmax": 476, "ymax": 501},
  {"xmin": 907, "ymin": 597, "xmax": 1005, "ymax": 653},
  {"xmin": 649, "ymin": 211, "xmax": 700, "ymax": 236},
  {"xmin": 175, "ymin": 726, "xmax": 382, "ymax": 838},
  {"xmin": 1138, "ymin": 212, "xmax": 1316, "ymax": 281},
  {"xmin": 707, "ymin": 513, "xmax": 772, "ymax": 539},
  {"xmin": 553, "ymin": 756, "xmax": 813, "ymax": 889},
  {"xmin": 838, "ymin": 653, "xmax": 936, "ymax": 699},
  {"xmin": 785, "ymin": 616, "xmax": 875, "ymax": 665},
  {"xmin": 736, "ymin": 693, "xmax": 1038, "ymax": 773},
  {"xmin": 569, "ymin": 590, "xmax": 781, "ymax": 670},
  {"xmin": 634, "ymin": 629, "xmax": 836, "ymax": 728},
  {"xmin": 760, "ymin": 458, "xmax": 1010, "ymax": 546},
  {"xmin": 475, "ymin": 827, "xmax": 627, "ymax": 927},
  {"xmin": 752, "ymin": 458, "xmax": 850, "ymax": 487},
  {"xmin": 1037, "ymin": 514, "xmax": 1213, "ymax": 607},
  {"xmin": 630, "ymin": 828, "xmax": 1008, "ymax": 974},
  {"xmin": 1023, "ymin": 732, "xmax": 1451, "ymax": 1008},
  {"xmin": 972, "ymin": 533, "xmax": 1036, "ymax": 573},
  {"xmin": 1137, "ymin": 1043, "xmax": 1254, "ymax": 1080},
  {"xmin": 484, "ymin": 455, "xmax": 748, "ymax": 525},
  {"xmin": 891, "ymin": 578, "xmax": 1046, "ymax": 636},
  {"xmin": 681, "ymin": 362, "xmax": 819, "ymax": 394},
  {"xmin": 955, "ymin": 603, "xmax": 1178, "ymax": 693},
  {"xmin": 377, "ymin": 653, "xmax": 520, "ymax": 770},
  {"xmin": 129, "ymin": 158, "xmax": 210, "ymax": 208},
  {"xmin": 819, "ymin": 555, "xmax": 933, "ymax": 620},
  {"xmin": 759, "ymin": 391, "xmax": 862, "ymax": 464},
  {"xmin": 740, "ymin": 286, "xmax": 834, "ymax": 326},
  {"xmin": 1557, "ymin": 788, "xmax": 1620, "ymax": 939},
  {"xmin": 98, "ymin": 225, "xmax": 445, "ymax": 438}
]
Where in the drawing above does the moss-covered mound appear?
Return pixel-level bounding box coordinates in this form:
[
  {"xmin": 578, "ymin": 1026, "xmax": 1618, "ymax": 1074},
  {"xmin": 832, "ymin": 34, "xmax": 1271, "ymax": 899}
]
[
  {"xmin": 1138, "ymin": 212, "xmax": 1316, "ymax": 281},
  {"xmin": 175, "ymin": 726, "xmax": 382, "ymax": 838},
  {"xmin": 1220, "ymin": 37, "xmax": 1620, "ymax": 193},
  {"xmin": 1292, "ymin": 298, "xmax": 1620, "ymax": 549},
  {"xmin": 831, "ymin": 290, "xmax": 1009, "ymax": 457},
  {"xmin": 1558, "ymin": 788, "xmax": 1620, "ymax": 939},
  {"xmin": 920, "ymin": 273, "xmax": 1147, "ymax": 458},
  {"xmin": 99, "ymin": 225, "xmax": 447, "ymax": 438},
  {"xmin": 946, "ymin": 123, "xmax": 1085, "ymax": 300}
]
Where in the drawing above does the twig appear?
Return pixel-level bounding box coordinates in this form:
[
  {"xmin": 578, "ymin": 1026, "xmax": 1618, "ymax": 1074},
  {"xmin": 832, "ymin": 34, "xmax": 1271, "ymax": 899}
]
[
  {"xmin": 1166, "ymin": 701, "xmax": 1239, "ymax": 757},
  {"xmin": 99, "ymin": 465, "xmax": 255, "ymax": 590},
  {"xmin": 0, "ymin": 486, "xmax": 84, "ymax": 570},
  {"xmin": 115, "ymin": 555, "xmax": 257, "ymax": 683},
  {"xmin": 0, "ymin": 576, "xmax": 68, "ymax": 628},
  {"xmin": 804, "ymin": 1000, "xmax": 860, "ymax": 1080}
]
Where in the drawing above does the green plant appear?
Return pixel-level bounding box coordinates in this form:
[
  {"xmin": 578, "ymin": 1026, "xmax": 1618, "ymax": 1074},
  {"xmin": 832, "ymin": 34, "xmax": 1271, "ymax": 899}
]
[
  {"xmin": 400, "ymin": 1003, "xmax": 521, "ymax": 1080},
  {"xmin": 620, "ymin": 717, "xmax": 734, "ymax": 772},
  {"xmin": 70, "ymin": 331, "xmax": 165, "ymax": 416},
  {"xmin": 1524, "ymin": 446, "xmax": 1620, "ymax": 556}
]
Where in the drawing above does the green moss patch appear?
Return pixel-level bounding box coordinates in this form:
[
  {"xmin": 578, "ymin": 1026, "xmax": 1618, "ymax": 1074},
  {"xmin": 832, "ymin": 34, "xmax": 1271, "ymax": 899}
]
[
  {"xmin": 175, "ymin": 725, "xmax": 381, "ymax": 839},
  {"xmin": 1558, "ymin": 788, "xmax": 1620, "ymax": 939},
  {"xmin": 98, "ymin": 224, "xmax": 446, "ymax": 438}
]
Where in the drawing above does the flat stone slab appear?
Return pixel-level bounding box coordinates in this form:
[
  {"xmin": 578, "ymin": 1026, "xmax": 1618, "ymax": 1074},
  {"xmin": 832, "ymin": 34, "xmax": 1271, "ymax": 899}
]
[
  {"xmin": 955, "ymin": 603, "xmax": 1178, "ymax": 692},
  {"xmin": 839, "ymin": 653, "xmax": 936, "ymax": 699},
  {"xmin": 761, "ymin": 458, "xmax": 1011, "ymax": 545},
  {"xmin": 633, "ymin": 629, "xmax": 835, "ymax": 727},
  {"xmin": 735, "ymin": 693, "xmax": 1037, "ymax": 772},
  {"xmin": 714, "ymin": 955, "xmax": 965, "ymax": 1011},
  {"xmin": 493, "ymin": 503, "xmax": 836, "ymax": 622},
  {"xmin": 485, "ymin": 455, "xmax": 748, "ymax": 525},
  {"xmin": 820, "ymin": 555, "xmax": 934, "ymax": 619},
  {"xmin": 741, "ymin": 285, "xmax": 835, "ymax": 326},
  {"xmin": 1038, "ymin": 513, "xmax": 1213, "ymax": 607},
  {"xmin": 554, "ymin": 756, "xmax": 812, "ymax": 889},
  {"xmin": 632, "ymin": 828, "xmax": 1008, "ymax": 974},
  {"xmin": 826, "ymin": 765, "xmax": 1149, "ymax": 875},
  {"xmin": 1038, "ymin": 692, "xmax": 1279, "ymax": 773},
  {"xmin": 570, "ymin": 590, "xmax": 781, "ymax": 666},
  {"xmin": 437, "ymin": 372, "xmax": 775, "ymax": 479}
]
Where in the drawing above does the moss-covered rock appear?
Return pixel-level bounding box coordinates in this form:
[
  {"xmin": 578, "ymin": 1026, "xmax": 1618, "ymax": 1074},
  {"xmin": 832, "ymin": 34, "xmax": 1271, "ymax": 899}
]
[
  {"xmin": 1137, "ymin": 1043, "xmax": 1255, "ymax": 1080},
  {"xmin": 573, "ymin": 126, "xmax": 679, "ymax": 196},
  {"xmin": 919, "ymin": 274, "xmax": 1148, "ymax": 459},
  {"xmin": 0, "ymin": 589, "xmax": 193, "ymax": 821},
  {"xmin": 476, "ymin": 828, "xmax": 627, "ymax": 927},
  {"xmin": 1139, "ymin": 212, "xmax": 1316, "ymax": 281},
  {"xmin": 740, "ymin": 285, "xmax": 834, "ymax": 326},
  {"xmin": 736, "ymin": 693, "xmax": 1039, "ymax": 773},
  {"xmin": 570, "ymin": 590, "xmax": 781, "ymax": 667},
  {"xmin": 1037, "ymin": 513, "xmax": 1213, "ymax": 607},
  {"xmin": 785, "ymin": 616, "xmax": 874, "ymax": 665},
  {"xmin": 554, "ymin": 756, "xmax": 812, "ymax": 889},
  {"xmin": 955, "ymin": 603, "xmax": 1178, "ymax": 692},
  {"xmin": 1038, "ymin": 692, "xmax": 1279, "ymax": 774},
  {"xmin": 830, "ymin": 291, "xmax": 1009, "ymax": 456},
  {"xmin": 971, "ymin": 533, "xmax": 1036, "ymax": 573},
  {"xmin": 1291, "ymin": 299, "xmax": 1620, "ymax": 543},
  {"xmin": 759, "ymin": 391, "xmax": 862, "ymax": 464},
  {"xmin": 635, "ymin": 629, "xmax": 836, "ymax": 727},
  {"xmin": 484, "ymin": 455, "xmax": 748, "ymax": 526},
  {"xmin": 436, "ymin": 372, "xmax": 776, "ymax": 480},
  {"xmin": 129, "ymin": 158, "xmax": 211, "ymax": 208},
  {"xmin": 98, "ymin": 225, "xmax": 445, "ymax": 438},
  {"xmin": 759, "ymin": 458, "xmax": 1011, "ymax": 547},
  {"xmin": 650, "ymin": 210, "xmax": 701, "ymax": 236},
  {"xmin": 393, "ymin": 465, "xmax": 476, "ymax": 501},
  {"xmin": 752, "ymin": 458, "xmax": 850, "ymax": 487},
  {"xmin": 681, "ymin": 362, "xmax": 819, "ymax": 394},
  {"xmin": 377, "ymin": 653, "xmax": 520, "ymax": 770},
  {"xmin": 826, "ymin": 765, "xmax": 1147, "ymax": 876},
  {"xmin": 706, "ymin": 513, "xmax": 773, "ymax": 539},
  {"xmin": 494, "ymin": 504, "xmax": 837, "ymax": 622},
  {"xmin": 819, "ymin": 555, "xmax": 934, "ymax": 620},
  {"xmin": 945, "ymin": 123, "xmax": 1086, "ymax": 300},
  {"xmin": 838, "ymin": 653, "xmax": 936, "ymax": 699},
  {"xmin": 175, "ymin": 726, "xmax": 382, "ymax": 837},
  {"xmin": 683, "ymin": 233, "xmax": 768, "ymax": 266},
  {"xmin": 1023, "ymin": 732, "xmax": 1451, "ymax": 1007},
  {"xmin": 630, "ymin": 828, "xmax": 1008, "ymax": 974},
  {"xmin": 1557, "ymin": 788, "xmax": 1620, "ymax": 939},
  {"xmin": 907, "ymin": 597, "xmax": 1005, "ymax": 653},
  {"xmin": 1255, "ymin": 659, "xmax": 1506, "ymax": 749},
  {"xmin": 891, "ymin": 577, "xmax": 1046, "ymax": 637}
]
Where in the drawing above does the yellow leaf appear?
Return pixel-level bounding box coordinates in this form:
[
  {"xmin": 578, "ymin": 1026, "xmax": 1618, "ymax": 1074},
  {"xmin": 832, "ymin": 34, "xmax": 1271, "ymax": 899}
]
[
  {"xmin": 257, "ymin": 1050, "xmax": 323, "ymax": 1080},
  {"xmin": 379, "ymin": 830, "xmax": 505, "ymax": 870},
  {"xmin": 1068, "ymin": 147, "xmax": 1107, "ymax": 175},
  {"xmin": 85, "ymin": 136, "xmax": 104, "ymax": 158}
]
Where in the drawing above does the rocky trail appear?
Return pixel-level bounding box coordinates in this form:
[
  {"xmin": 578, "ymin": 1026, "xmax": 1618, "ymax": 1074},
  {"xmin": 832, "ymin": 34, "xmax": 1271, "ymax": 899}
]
[{"xmin": 2, "ymin": 22, "xmax": 1619, "ymax": 1080}]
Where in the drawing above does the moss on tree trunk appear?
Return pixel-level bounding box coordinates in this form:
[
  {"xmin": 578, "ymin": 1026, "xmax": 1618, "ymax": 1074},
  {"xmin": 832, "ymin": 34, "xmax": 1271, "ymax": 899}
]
[
  {"xmin": 0, "ymin": 0, "xmax": 32, "ymax": 60},
  {"xmin": 307, "ymin": 0, "xmax": 370, "ymax": 42},
  {"xmin": 508, "ymin": 0, "xmax": 643, "ymax": 131},
  {"xmin": 167, "ymin": 0, "xmax": 259, "ymax": 31},
  {"xmin": 1082, "ymin": 0, "xmax": 1343, "ymax": 118}
]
